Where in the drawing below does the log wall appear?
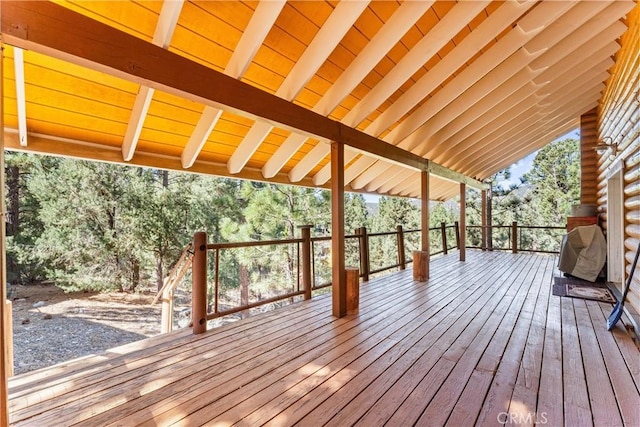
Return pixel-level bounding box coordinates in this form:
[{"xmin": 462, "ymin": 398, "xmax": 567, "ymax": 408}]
[
  {"xmin": 580, "ymin": 108, "xmax": 598, "ymax": 205},
  {"xmin": 596, "ymin": 3, "xmax": 640, "ymax": 318}
]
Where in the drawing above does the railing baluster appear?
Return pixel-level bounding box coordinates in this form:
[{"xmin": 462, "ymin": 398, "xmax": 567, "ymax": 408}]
[
  {"xmin": 214, "ymin": 248, "xmax": 219, "ymax": 314},
  {"xmin": 192, "ymin": 231, "xmax": 208, "ymax": 335},
  {"xmin": 440, "ymin": 222, "xmax": 448, "ymax": 255},
  {"xmin": 396, "ymin": 225, "xmax": 406, "ymax": 270},
  {"xmin": 357, "ymin": 227, "xmax": 370, "ymax": 282},
  {"xmin": 512, "ymin": 221, "xmax": 518, "ymax": 254},
  {"xmin": 454, "ymin": 221, "xmax": 460, "ymax": 250},
  {"xmin": 300, "ymin": 225, "xmax": 312, "ymax": 300}
]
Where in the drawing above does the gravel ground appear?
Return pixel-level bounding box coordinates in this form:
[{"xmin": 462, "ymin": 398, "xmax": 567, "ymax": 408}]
[
  {"xmin": 8, "ymin": 284, "xmax": 298, "ymax": 376},
  {"xmin": 9, "ymin": 284, "xmax": 164, "ymax": 375}
]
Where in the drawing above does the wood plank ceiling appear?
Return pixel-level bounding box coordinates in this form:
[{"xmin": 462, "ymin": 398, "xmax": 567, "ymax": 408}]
[{"xmin": 1, "ymin": 0, "xmax": 636, "ymax": 200}]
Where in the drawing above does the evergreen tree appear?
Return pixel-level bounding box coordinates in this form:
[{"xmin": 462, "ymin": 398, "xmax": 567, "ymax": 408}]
[
  {"xmin": 4, "ymin": 153, "xmax": 50, "ymax": 284},
  {"xmin": 368, "ymin": 196, "xmax": 420, "ymax": 271},
  {"xmin": 522, "ymin": 138, "xmax": 580, "ymax": 224},
  {"xmin": 344, "ymin": 193, "xmax": 369, "ymax": 233},
  {"xmin": 28, "ymin": 159, "xmax": 144, "ymax": 291}
]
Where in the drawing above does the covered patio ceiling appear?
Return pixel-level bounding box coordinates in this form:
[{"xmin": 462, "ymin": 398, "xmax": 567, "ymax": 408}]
[{"xmin": 1, "ymin": 1, "xmax": 636, "ymax": 200}]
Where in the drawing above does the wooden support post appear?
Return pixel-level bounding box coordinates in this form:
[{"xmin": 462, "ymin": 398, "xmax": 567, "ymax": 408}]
[
  {"xmin": 299, "ymin": 225, "xmax": 312, "ymax": 300},
  {"xmin": 357, "ymin": 227, "xmax": 370, "ymax": 282},
  {"xmin": 481, "ymin": 189, "xmax": 487, "ymax": 251},
  {"xmin": 160, "ymin": 288, "xmax": 173, "ymax": 333},
  {"xmin": 346, "ymin": 267, "xmax": 359, "ymax": 314},
  {"xmin": 414, "ymin": 170, "xmax": 430, "ymax": 281},
  {"xmin": 441, "ymin": 222, "xmax": 448, "ymax": 255},
  {"xmin": 460, "ymin": 183, "xmax": 466, "ymax": 262},
  {"xmin": 421, "ymin": 171, "xmax": 430, "ymax": 254},
  {"xmin": 192, "ymin": 231, "xmax": 208, "ymax": 334},
  {"xmin": 4, "ymin": 300, "xmax": 12, "ymax": 378},
  {"xmin": 413, "ymin": 251, "xmax": 429, "ymax": 282},
  {"xmin": 1, "ymin": 31, "xmax": 10, "ymax": 426},
  {"xmin": 331, "ymin": 142, "xmax": 346, "ymax": 318},
  {"xmin": 396, "ymin": 225, "xmax": 406, "ymax": 270},
  {"xmin": 512, "ymin": 221, "xmax": 518, "ymax": 254}
]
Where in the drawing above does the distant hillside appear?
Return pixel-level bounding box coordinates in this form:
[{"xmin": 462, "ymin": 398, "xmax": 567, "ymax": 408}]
[{"xmin": 366, "ymin": 202, "xmax": 378, "ymax": 217}]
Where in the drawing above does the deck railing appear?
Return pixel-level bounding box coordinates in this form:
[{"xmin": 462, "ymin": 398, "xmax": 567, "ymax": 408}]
[
  {"xmin": 170, "ymin": 222, "xmax": 564, "ymax": 333},
  {"xmin": 467, "ymin": 222, "xmax": 566, "ymax": 254}
]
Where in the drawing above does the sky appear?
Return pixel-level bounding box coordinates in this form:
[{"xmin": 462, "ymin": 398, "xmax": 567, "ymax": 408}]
[
  {"xmin": 496, "ymin": 129, "xmax": 580, "ymax": 190},
  {"xmin": 364, "ymin": 128, "xmax": 581, "ymax": 202}
]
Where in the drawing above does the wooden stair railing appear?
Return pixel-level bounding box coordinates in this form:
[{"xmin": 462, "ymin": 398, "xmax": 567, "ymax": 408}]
[{"xmin": 153, "ymin": 243, "xmax": 193, "ymax": 333}]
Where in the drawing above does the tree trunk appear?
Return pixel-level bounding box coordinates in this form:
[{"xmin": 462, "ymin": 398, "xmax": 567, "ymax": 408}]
[
  {"xmin": 156, "ymin": 256, "xmax": 164, "ymax": 291},
  {"xmin": 132, "ymin": 257, "xmax": 140, "ymax": 291},
  {"xmin": 240, "ymin": 265, "xmax": 249, "ymax": 319},
  {"xmin": 6, "ymin": 165, "xmax": 19, "ymax": 236},
  {"xmin": 162, "ymin": 170, "xmax": 169, "ymax": 188}
]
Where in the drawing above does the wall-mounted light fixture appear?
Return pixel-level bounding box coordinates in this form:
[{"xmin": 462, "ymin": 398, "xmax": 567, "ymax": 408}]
[{"xmin": 595, "ymin": 136, "xmax": 618, "ymax": 157}]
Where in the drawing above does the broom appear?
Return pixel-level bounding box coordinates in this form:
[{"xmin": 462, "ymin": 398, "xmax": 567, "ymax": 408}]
[{"xmin": 607, "ymin": 242, "xmax": 640, "ymax": 331}]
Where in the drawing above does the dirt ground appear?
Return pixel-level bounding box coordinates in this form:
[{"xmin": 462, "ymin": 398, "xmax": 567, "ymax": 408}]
[{"xmin": 8, "ymin": 283, "xmax": 164, "ymax": 375}]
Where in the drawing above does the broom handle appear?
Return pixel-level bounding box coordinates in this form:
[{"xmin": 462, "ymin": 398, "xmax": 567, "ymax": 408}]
[{"xmin": 620, "ymin": 243, "xmax": 640, "ymax": 301}]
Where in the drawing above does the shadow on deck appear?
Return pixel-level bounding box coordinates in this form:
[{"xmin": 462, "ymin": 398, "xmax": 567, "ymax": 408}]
[{"xmin": 8, "ymin": 251, "xmax": 640, "ymax": 426}]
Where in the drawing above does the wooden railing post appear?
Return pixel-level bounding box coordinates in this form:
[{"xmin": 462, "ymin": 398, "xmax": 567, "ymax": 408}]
[
  {"xmin": 160, "ymin": 288, "xmax": 173, "ymax": 333},
  {"xmin": 454, "ymin": 221, "xmax": 461, "ymax": 250},
  {"xmin": 299, "ymin": 225, "xmax": 312, "ymax": 300},
  {"xmin": 357, "ymin": 227, "xmax": 370, "ymax": 282},
  {"xmin": 346, "ymin": 267, "xmax": 360, "ymax": 314},
  {"xmin": 441, "ymin": 222, "xmax": 448, "ymax": 255},
  {"xmin": 481, "ymin": 189, "xmax": 488, "ymax": 251},
  {"xmin": 396, "ymin": 225, "xmax": 406, "ymax": 270},
  {"xmin": 4, "ymin": 300, "xmax": 13, "ymax": 377},
  {"xmin": 512, "ymin": 221, "xmax": 518, "ymax": 254},
  {"xmin": 192, "ymin": 232, "xmax": 208, "ymax": 335}
]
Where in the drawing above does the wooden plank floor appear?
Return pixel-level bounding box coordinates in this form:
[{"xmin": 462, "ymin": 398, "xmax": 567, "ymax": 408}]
[{"xmin": 8, "ymin": 251, "xmax": 640, "ymax": 426}]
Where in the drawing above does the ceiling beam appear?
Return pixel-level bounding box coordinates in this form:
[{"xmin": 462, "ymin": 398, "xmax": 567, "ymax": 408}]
[
  {"xmin": 183, "ymin": 0, "xmax": 286, "ymax": 170},
  {"xmin": 431, "ymin": 87, "xmax": 547, "ymax": 162},
  {"xmin": 262, "ymin": 133, "xmax": 309, "ymax": 179},
  {"xmin": 0, "ymin": 1, "xmax": 486, "ymax": 190},
  {"xmin": 331, "ymin": 0, "xmax": 538, "ymax": 191},
  {"xmin": 364, "ymin": 166, "xmax": 406, "ymax": 193},
  {"xmin": 429, "ymin": 32, "xmax": 622, "ymax": 165},
  {"xmin": 367, "ymin": 0, "xmax": 538, "ymax": 138},
  {"xmin": 344, "ymin": 156, "xmax": 376, "ymax": 186},
  {"xmin": 227, "ymin": 0, "xmax": 368, "ymax": 175},
  {"xmin": 347, "ymin": 1, "xmax": 568, "ymax": 192},
  {"xmin": 13, "ymin": 47, "xmax": 27, "ymax": 147},
  {"xmin": 351, "ymin": 162, "xmax": 391, "ymax": 190},
  {"xmin": 411, "ymin": 61, "xmax": 543, "ymax": 159},
  {"xmin": 312, "ymin": 148, "xmax": 359, "ymax": 186},
  {"xmin": 450, "ymin": 80, "xmax": 606, "ymax": 173},
  {"xmin": 340, "ymin": 0, "xmax": 489, "ymax": 127},
  {"xmin": 389, "ymin": 0, "xmax": 571, "ymax": 150},
  {"xmin": 470, "ymin": 118, "xmax": 582, "ymax": 180},
  {"xmin": 122, "ymin": 0, "xmax": 184, "ymax": 162},
  {"xmin": 377, "ymin": 169, "xmax": 415, "ymax": 194},
  {"xmin": 425, "ymin": 77, "xmax": 547, "ymax": 161},
  {"xmin": 2, "ymin": 130, "xmax": 323, "ymax": 191},
  {"xmin": 281, "ymin": 0, "xmax": 436, "ymax": 181},
  {"xmin": 313, "ymin": 0, "xmax": 436, "ymax": 118},
  {"xmin": 463, "ymin": 94, "xmax": 600, "ymax": 178}
]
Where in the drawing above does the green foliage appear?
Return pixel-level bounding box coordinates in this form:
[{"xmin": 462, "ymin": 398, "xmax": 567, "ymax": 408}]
[
  {"xmin": 465, "ymin": 138, "xmax": 580, "ymax": 251},
  {"xmin": 5, "ymin": 138, "xmax": 580, "ymax": 295},
  {"xmin": 344, "ymin": 193, "xmax": 369, "ymax": 232},
  {"xmin": 5, "ymin": 153, "xmax": 49, "ymax": 284},
  {"xmin": 522, "ymin": 138, "xmax": 580, "ymax": 224},
  {"xmin": 372, "ymin": 197, "xmax": 420, "ymax": 232}
]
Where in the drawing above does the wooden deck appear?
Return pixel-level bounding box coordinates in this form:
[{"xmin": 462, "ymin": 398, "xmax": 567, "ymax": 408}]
[{"xmin": 7, "ymin": 251, "xmax": 640, "ymax": 426}]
